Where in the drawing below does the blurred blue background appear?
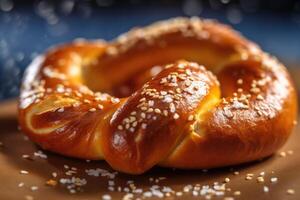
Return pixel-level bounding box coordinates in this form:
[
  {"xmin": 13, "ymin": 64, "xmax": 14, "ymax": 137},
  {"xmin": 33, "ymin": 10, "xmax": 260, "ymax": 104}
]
[{"xmin": 0, "ymin": 0, "xmax": 300, "ymax": 101}]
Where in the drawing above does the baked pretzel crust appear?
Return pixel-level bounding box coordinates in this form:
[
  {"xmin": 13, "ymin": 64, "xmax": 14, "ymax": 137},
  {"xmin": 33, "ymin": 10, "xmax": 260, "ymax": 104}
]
[{"xmin": 19, "ymin": 18, "xmax": 297, "ymax": 174}]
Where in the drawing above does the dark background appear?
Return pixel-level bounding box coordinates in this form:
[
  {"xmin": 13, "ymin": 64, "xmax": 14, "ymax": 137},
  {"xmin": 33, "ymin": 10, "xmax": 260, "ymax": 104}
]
[{"xmin": 0, "ymin": 0, "xmax": 300, "ymax": 101}]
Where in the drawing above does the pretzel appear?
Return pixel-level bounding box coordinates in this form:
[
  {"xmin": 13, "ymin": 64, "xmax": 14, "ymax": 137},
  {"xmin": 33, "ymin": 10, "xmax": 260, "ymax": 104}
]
[{"xmin": 18, "ymin": 18, "xmax": 297, "ymax": 174}]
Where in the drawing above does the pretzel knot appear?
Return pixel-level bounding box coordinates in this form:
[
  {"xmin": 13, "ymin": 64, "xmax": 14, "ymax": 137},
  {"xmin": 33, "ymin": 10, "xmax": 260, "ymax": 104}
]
[{"xmin": 19, "ymin": 17, "xmax": 297, "ymax": 174}]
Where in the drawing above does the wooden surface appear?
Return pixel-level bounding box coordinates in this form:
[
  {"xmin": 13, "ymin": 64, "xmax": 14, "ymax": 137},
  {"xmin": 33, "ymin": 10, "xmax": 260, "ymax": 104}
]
[{"xmin": 0, "ymin": 100, "xmax": 299, "ymax": 200}]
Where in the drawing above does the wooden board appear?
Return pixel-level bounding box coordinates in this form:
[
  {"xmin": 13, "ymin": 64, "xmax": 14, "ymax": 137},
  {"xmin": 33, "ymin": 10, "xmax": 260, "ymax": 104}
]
[{"xmin": 0, "ymin": 100, "xmax": 299, "ymax": 200}]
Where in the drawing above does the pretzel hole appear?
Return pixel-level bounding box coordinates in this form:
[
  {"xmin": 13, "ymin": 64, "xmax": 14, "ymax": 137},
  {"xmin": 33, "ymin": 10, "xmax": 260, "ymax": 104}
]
[{"xmin": 217, "ymin": 60, "xmax": 265, "ymax": 97}]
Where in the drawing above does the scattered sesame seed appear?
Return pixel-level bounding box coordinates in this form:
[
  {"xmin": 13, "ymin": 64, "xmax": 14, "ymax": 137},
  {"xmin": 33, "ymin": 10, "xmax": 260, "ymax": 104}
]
[
  {"xmin": 259, "ymin": 172, "xmax": 265, "ymax": 176},
  {"xmin": 257, "ymin": 176, "xmax": 264, "ymax": 183},
  {"xmin": 141, "ymin": 123, "xmax": 147, "ymax": 129},
  {"xmin": 102, "ymin": 194, "xmax": 112, "ymax": 200},
  {"xmin": 31, "ymin": 186, "xmax": 38, "ymax": 191},
  {"xmin": 22, "ymin": 154, "xmax": 31, "ymax": 159},
  {"xmin": 25, "ymin": 195, "xmax": 34, "ymax": 200},
  {"xmin": 176, "ymin": 191, "xmax": 183, "ymax": 196},
  {"xmin": 270, "ymin": 177, "xmax": 278, "ymax": 183},
  {"xmin": 20, "ymin": 170, "xmax": 29, "ymax": 175},
  {"xmin": 263, "ymin": 186, "xmax": 269, "ymax": 193},
  {"xmin": 245, "ymin": 174, "xmax": 253, "ymax": 180},
  {"xmin": 279, "ymin": 152, "xmax": 287, "ymax": 157},
  {"xmin": 233, "ymin": 171, "xmax": 239, "ymax": 175},
  {"xmin": 224, "ymin": 178, "xmax": 230, "ymax": 183},
  {"xmin": 18, "ymin": 182, "xmax": 25, "ymax": 187},
  {"xmin": 287, "ymin": 189, "xmax": 295, "ymax": 195}
]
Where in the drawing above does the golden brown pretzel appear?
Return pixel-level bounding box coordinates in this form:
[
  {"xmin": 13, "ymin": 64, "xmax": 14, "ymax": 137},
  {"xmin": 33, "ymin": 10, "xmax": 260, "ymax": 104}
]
[{"xmin": 18, "ymin": 17, "xmax": 297, "ymax": 174}]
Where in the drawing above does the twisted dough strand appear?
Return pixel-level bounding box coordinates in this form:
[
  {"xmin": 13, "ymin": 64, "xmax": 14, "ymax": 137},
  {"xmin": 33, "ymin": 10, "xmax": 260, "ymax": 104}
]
[{"xmin": 19, "ymin": 18, "xmax": 297, "ymax": 174}]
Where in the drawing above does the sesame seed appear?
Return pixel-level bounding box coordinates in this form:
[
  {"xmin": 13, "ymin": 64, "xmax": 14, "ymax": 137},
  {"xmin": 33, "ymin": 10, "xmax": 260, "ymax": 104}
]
[
  {"xmin": 141, "ymin": 106, "xmax": 147, "ymax": 111},
  {"xmin": 140, "ymin": 113, "xmax": 146, "ymax": 118},
  {"xmin": 31, "ymin": 186, "xmax": 38, "ymax": 191},
  {"xmin": 250, "ymin": 87, "xmax": 260, "ymax": 94},
  {"xmin": 22, "ymin": 154, "xmax": 31, "ymax": 159},
  {"xmin": 102, "ymin": 194, "xmax": 112, "ymax": 200},
  {"xmin": 117, "ymin": 125, "xmax": 123, "ymax": 130},
  {"xmin": 25, "ymin": 195, "xmax": 34, "ymax": 200},
  {"xmin": 154, "ymin": 108, "xmax": 161, "ymax": 114},
  {"xmin": 111, "ymin": 98, "xmax": 120, "ymax": 104},
  {"xmin": 176, "ymin": 192, "xmax": 183, "ymax": 196},
  {"xmin": 132, "ymin": 121, "xmax": 138, "ymax": 127},
  {"xmin": 129, "ymin": 116, "xmax": 136, "ymax": 122},
  {"xmin": 287, "ymin": 189, "xmax": 295, "ymax": 195},
  {"xmin": 73, "ymin": 102, "xmax": 80, "ymax": 107},
  {"xmin": 237, "ymin": 88, "xmax": 243, "ymax": 93},
  {"xmin": 270, "ymin": 177, "xmax": 278, "ymax": 183},
  {"xmin": 52, "ymin": 172, "xmax": 57, "ymax": 177},
  {"xmin": 20, "ymin": 170, "xmax": 29, "ymax": 175},
  {"xmin": 233, "ymin": 171, "xmax": 239, "ymax": 175},
  {"xmin": 163, "ymin": 110, "xmax": 168, "ymax": 116},
  {"xmin": 280, "ymin": 151, "xmax": 287, "ymax": 157},
  {"xmin": 84, "ymin": 99, "xmax": 91, "ymax": 104},
  {"xmin": 173, "ymin": 113, "xmax": 180, "ymax": 120},
  {"xmin": 263, "ymin": 186, "xmax": 269, "ymax": 193},
  {"xmin": 18, "ymin": 182, "xmax": 24, "ymax": 187},
  {"xmin": 160, "ymin": 91, "xmax": 167, "ymax": 95},
  {"xmin": 131, "ymin": 111, "xmax": 137, "ymax": 116},
  {"xmin": 224, "ymin": 178, "xmax": 230, "ymax": 183},
  {"xmin": 57, "ymin": 107, "xmax": 65, "ymax": 113},
  {"xmin": 147, "ymin": 108, "xmax": 154, "ymax": 113},
  {"xmin": 256, "ymin": 94, "xmax": 264, "ymax": 100},
  {"xmin": 141, "ymin": 123, "xmax": 147, "ymax": 129},
  {"xmin": 89, "ymin": 108, "xmax": 96, "ymax": 112},
  {"xmin": 257, "ymin": 176, "xmax": 264, "ymax": 183},
  {"xmin": 188, "ymin": 115, "xmax": 194, "ymax": 121},
  {"xmin": 169, "ymin": 103, "xmax": 176, "ymax": 113},
  {"xmin": 148, "ymin": 100, "xmax": 154, "ymax": 107}
]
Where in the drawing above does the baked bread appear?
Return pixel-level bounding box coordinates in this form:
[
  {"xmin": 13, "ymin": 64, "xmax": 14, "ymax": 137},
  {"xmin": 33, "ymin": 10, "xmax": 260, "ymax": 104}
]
[{"xmin": 18, "ymin": 17, "xmax": 298, "ymax": 174}]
